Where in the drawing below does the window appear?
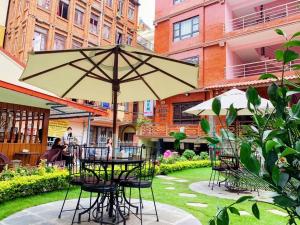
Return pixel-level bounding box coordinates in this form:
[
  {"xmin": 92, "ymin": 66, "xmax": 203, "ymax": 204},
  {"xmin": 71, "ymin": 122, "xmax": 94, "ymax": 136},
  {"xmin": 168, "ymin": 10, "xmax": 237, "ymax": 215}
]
[
  {"xmin": 102, "ymin": 24, "xmax": 111, "ymax": 40},
  {"xmin": 174, "ymin": 0, "xmax": 184, "ymax": 4},
  {"xmin": 117, "ymin": 0, "xmax": 124, "ymax": 16},
  {"xmin": 57, "ymin": 0, "xmax": 69, "ymax": 19},
  {"xmin": 74, "ymin": 6, "xmax": 84, "ymax": 26},
  {"xmin": 90, "ymin": 13, "xmax": 99, "ymax": 34},
  {"xmin": 173, "ymin": 102, "xmax": 201, "ymax": 124},
  {"xmin": 127, "ymin": 34, "xmax": 133, "ymax": 45},
  {"xmin": 173, "ymin": 16, "xmax": 199, "ymax": 41},
  {"xmin": 106, "ymin": 0, "xmax": 113, "ymax": 7},
  {"xmin": 37, "ymin": 0, "xmax": 51, "ymax": 10},
  {"xmin": 183, "ymin": 56, "xmax": 199, "ymax": 65},
  {"xmin": 116, "ymin": 31, "xmax": 123, "ymax": 44},
  {"xmin": 72, "ymin": 40, "xmax": 82, "ymax": 49},
  {"xmin": 128, "ymin": 4, "xmax": 135, "ymax": 20},
  {"xmin": 33, "ymin": 26, "xmax": 47, "ymax": 51},
  {"xmin": 53, "ymin": 34, "xmax": 66, "ymax": 50}
]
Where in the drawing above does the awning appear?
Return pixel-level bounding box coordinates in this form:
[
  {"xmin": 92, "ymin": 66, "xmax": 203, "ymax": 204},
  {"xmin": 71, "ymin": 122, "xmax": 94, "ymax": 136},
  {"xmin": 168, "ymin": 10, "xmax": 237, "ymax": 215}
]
[{"xmin": 0, "ymin": 80, "xmax": 107, "ymax": 119}]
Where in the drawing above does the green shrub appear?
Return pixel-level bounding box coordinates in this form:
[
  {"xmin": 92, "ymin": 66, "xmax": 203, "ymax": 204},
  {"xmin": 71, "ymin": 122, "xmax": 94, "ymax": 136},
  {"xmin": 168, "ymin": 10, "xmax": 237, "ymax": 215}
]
[
  {"xmin": 199, "ymin": 152, "xmax": 209, "ymax": 160},
  {"xmin": 192, "ymin": 155, "xmax": 201, "ymax": 161},
  {"xmin": 182, "ymin": 149, "xmax": 196, "ymax": 160},
  {"xmin": 159, "ymin": 160, "xmax": 211, "ymax": 175},
  {"xmin": 0, "ymin": 168, "xmax": 68, "ymax": 203}
]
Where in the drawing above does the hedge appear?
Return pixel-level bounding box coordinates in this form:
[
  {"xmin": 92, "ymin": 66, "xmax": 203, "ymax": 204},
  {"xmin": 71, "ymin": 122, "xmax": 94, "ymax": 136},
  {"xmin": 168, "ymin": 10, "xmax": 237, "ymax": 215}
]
[
  {"xmin": 158, "ymin": 160, "xmax": 211, "ymax": 175},
  {"xmin": 0, "ymin": 160, "xmax": 211, "ymax": 203},
  {"xmin": 0, "ymin": 169, "xmax": 68, "ymax": 203}
]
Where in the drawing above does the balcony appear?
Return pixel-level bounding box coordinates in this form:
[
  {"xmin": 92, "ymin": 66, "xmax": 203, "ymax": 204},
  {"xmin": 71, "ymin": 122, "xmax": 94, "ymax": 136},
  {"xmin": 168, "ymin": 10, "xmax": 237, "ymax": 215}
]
[
  {"xmin": 226, "ymin": 58, "xmax": 300, "ymax": 78},
  {"xmin": 225, "ymin": 0, "xmax": 300, "ymax": 32}
]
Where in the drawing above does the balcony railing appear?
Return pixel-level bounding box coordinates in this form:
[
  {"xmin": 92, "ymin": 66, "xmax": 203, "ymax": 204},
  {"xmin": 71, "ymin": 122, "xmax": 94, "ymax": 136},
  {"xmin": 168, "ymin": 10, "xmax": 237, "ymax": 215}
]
[
  {"xmin": 226, "ymin": 58, "xmax": 300, "ymax": 78},
  {"xmin": 226, "ymin": 0, "xmax": 300, "ymax": 32}
]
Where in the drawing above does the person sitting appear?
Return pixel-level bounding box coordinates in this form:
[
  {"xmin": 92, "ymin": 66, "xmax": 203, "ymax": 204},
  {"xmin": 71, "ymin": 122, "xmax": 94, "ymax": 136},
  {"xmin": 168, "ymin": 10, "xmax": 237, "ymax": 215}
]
[{"xmin": 46, "ymin": 138, "xmax": 72, "ymax": 166}]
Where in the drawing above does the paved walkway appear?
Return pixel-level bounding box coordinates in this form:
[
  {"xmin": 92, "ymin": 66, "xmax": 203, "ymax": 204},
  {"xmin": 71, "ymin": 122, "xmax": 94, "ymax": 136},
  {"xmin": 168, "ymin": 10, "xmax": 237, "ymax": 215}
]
[
  {"xmin": 0, "ymin": 199, "xmax": 201, "ymax": 225},
  {"xmin": 189, "ymin": 181, "xmax": 276, "ymax": 202}
]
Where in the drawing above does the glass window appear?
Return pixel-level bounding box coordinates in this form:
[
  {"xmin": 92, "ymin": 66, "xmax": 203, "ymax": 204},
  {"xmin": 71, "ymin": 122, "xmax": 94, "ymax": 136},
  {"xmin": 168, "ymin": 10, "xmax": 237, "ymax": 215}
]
[
  {"xmin": 57, "ymin": 0, "xmax": 69, "ymax": 19},
  {"xmin": 106, "ymin": 0, "xmax": 113, "ymax": 7},
  {"xmin": 117, "ymin": 0, "xmax": 124, "ymax": 16},
  {"xmin": 183, "ymin": 56, "xmax": 199, "ymax": 65},
  {"xmin": 90, "ymin": 13, "xmax": 99, "ymax": 34},
  {"xmin": 53, "ymin": 34, "xmax": 66, "ymax": 50},
  {"xmin": 174, "ymin": 0, "xmax": 184, "ymax": 4},
  {"xmin": 102, "ymin": 24, "xmax": 111, "ymax": 40},
  {"xmin": 128, "ymin": 3, "xmax": 135, "ymax": 20},
  {"xmin": 173, "ymin": 102, "xmax": 201, "ymax": 124},
  {"xmin": 33, "ymin": 26, "xmax": 48, "ymax": 51},
  {"xmin": 127, "ymin": 34, "xmax": 133, "ymax": 45},
  {"xmin": 72, "ymin": 40, "xmax": 82, "ymax": 49},
  {"xmin": 173, "ymin": 16, "xmax": 199, "ymax": 41},
  {"xmin": 74, "ymin": 7, "xmax": 84, "ymax": 26},
  {"xmin": 116, "ymin": 31, "xmax": 123, "ymax": 44},
  {"xmin": 37, "ymin": 0, "xmax": 51, "ymax": 10}
]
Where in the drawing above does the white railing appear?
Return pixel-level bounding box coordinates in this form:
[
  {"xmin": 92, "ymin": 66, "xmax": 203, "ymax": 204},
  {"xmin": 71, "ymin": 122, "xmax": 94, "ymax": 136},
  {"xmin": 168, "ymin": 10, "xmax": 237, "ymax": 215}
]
[
  {"xmin": 226, "ymin": 58, "xmax": 300, "ymax": 78},
  {"xmin": 226, "ymin": 0, "xmax": 300, "ymax": 32}
]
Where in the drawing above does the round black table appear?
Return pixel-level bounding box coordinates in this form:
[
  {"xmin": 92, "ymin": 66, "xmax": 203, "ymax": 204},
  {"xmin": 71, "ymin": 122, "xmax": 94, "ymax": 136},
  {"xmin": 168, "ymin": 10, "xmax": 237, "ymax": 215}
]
[{"xmin": 79, "ymin": 158, "xmax": 145, "ymax": 223}]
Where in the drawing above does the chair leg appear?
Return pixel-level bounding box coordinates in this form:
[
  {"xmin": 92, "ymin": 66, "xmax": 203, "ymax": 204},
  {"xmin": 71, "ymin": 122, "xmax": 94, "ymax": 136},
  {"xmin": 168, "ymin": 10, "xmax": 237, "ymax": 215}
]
[
  {"xmin": 72, "ymin": 188, "xmax": 82, "ymax": 225},
  {"xmin": 208, "ymin": 170, "xmax": 214, "ymax": 187},
  {"xmin": 211, "ymin": 170, "xmax": 217, "ymax": 190},
  {"xmin": 217, "ymin": 172, "xmax": 221, "ymax": 187},
  {"xmin": 88, "ymin": 192, "xmax": 92, "ymax": 222},
  {"xmin": 58, "ymin": 183, "xmax": 70, "ymax": 218},
  {"xmin": 150, "ymin": 187, "xmax": 159, "ymax": 222},
  {"xmin": 138, "ymin": 188, "xmax": 143, "ymax": 225}
]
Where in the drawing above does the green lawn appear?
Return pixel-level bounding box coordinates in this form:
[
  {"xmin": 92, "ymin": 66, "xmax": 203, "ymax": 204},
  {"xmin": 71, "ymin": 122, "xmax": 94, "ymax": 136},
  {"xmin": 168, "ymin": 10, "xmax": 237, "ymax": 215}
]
[{"xmin": 0, "ymin": 168, "xmax": 290, "ymax": 225}]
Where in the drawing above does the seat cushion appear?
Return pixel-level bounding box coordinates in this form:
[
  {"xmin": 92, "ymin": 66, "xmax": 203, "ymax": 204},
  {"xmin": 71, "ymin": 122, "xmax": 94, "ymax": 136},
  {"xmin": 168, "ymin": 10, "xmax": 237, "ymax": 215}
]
[
  {"xmin": 119, "ymin": 180, "xmax": 151, "ymax": 188},
  {"xmin": 82, "ymin": 181, "xmax": 116, "ymax": 193}
]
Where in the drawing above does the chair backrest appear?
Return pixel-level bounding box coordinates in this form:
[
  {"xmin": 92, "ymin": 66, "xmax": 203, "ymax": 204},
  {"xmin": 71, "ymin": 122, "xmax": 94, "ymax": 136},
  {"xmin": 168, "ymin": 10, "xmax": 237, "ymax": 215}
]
[
  {"xmin": 80, "ymin": 146, "xmax": 111, "ymax": 184},
  {"xmin": 67, "ymin": 145, "xmax": 82, "ymax": 177}
]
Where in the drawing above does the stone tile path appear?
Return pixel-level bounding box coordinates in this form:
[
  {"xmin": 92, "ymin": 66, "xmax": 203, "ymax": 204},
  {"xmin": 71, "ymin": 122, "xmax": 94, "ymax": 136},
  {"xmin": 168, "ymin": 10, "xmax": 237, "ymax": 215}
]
[
  {"xmin": 186, "ymin": 203, "xmax": 208, "ymax": 208},
  {"xmin": 189, "ymin": 181, "xmax": 276, "ymax": 202},
  {"xmin": 239, "ymin": 211, "xmax": 250, "ymax": 216},
  {"xmin": 267, "ymin": 209, "xmax": 288, "ymax": 217},
  {"xmin": 179, "ymin": 193, "xmax": 197, "ymax": 198},
  {"xmin": 0, "ymin": 199, "xmax": 201, "ymax": 225}
]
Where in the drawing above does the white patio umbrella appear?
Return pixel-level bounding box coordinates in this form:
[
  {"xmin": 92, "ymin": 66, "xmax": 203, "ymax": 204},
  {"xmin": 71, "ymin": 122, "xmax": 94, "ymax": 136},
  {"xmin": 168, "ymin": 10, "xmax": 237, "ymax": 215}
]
[
  {"xmin": 19, "ymin": 45, "xmax": 199, "ymax": 151},
  {"xmin": 184, "ymin": 88, "xmax": 274, "ymax": 116}
]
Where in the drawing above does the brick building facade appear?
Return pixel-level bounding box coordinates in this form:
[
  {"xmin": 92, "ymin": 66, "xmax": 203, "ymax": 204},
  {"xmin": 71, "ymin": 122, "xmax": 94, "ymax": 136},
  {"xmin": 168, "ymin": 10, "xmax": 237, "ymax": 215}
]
[
  {"xmin": 3, "ymin": 0, "xmax": 140, "ymax": 144},
  {"xmin": 138, "ymin": 0, "xmax": 300, "ymax": 152}
]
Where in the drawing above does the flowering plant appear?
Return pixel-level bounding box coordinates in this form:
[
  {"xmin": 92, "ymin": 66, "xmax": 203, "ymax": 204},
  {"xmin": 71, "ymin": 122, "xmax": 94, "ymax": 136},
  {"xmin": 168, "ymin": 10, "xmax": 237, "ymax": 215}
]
[{"xmin": 163, "ymin": 150, "xmax": 173, "ymax": 158}]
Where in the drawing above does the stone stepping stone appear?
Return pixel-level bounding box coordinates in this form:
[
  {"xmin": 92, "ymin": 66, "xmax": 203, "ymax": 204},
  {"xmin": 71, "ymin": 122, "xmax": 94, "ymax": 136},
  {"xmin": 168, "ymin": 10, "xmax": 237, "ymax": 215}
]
[
  {"xmin": 179, "ymin": 193, "xmax": 197, "ymax": 198},
  {"xmin": 239, "ymin": 211, "xmax": 250, "ymax": 216},
  {"xmin": 174, "ymin": 179, "xmax": 189, "ymax": 183},
  {"xmin": 162, "ymin": 182, "xmax": 175, "ymax": 185},
  {"xmin": 165, "ymin": 187, "xmax": 176, "ymax": 190},
  {"xmin": 186, "ymin": 202, "xmax": 208, "ymax": 208},
  {"xmin": 267, "ymin": 209, "xmax": 288, "ymax": 217},
  {"xmin": 156, "ymin": 175, "xmax": 178, "ymax": 180}
]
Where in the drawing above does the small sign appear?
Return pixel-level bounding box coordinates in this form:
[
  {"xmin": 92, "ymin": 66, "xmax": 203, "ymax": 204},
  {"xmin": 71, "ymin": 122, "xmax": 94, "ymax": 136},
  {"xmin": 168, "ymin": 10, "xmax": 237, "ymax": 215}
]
[{"xmin": 144, "ymin": 100, "xmax": 154, "ymax": 117}]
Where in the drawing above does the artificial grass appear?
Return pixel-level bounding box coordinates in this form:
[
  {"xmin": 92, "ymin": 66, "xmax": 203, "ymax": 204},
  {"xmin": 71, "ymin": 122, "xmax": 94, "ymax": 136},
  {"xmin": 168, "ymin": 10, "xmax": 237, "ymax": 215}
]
[{"xmin": 0, "ymin": 167, "xmax": 291, "ymax": 224}]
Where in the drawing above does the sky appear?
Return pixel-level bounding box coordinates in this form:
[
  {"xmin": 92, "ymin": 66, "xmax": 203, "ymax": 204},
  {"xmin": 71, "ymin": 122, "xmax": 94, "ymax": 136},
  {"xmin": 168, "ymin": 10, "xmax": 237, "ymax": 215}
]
[{"xmin": 138, "ymin": 0, "xmax": 155, "ymax": 28}]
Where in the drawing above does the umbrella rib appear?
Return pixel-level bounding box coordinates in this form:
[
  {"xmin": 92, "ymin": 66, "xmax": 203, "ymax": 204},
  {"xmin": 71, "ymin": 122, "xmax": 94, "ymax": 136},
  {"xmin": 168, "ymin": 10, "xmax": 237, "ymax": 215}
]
[
  {"xmin": 121, "ymin": 69, "xmax": 158, "ymax": 83},
  {"xmin": 130, "ymin": 51, "xmax": 198, "ymax": 67},
  {"xmin": 69, "ymin": 63, "xmax": 111, "ymax": 82},
  {"xmin": 61, "ymin": 55, "xmax": 111, "ymax": 98},
  {"xmin": 119, "ymin": 56, "xmax": 152, "ymax": 81},
  {"xmin": 121, "ymin": 51, "xmax": 197, "ymax": 89},
  {"xmin": 120, "ymin": 52, "xmax": 161, "ymax": 100},
  {"xmin": 20, "ymin": 57, "xmax": 87, "ymax": 81},
  {"xmin": 79, "ymin": 50, "xmax": 113, "ymax": 81}
]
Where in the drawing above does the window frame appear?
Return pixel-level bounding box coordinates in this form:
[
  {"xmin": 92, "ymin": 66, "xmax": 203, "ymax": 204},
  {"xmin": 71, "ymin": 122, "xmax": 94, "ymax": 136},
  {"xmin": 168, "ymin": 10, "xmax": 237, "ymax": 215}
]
[
  {"xmin": 33, "ymin": 26, "xmax": 48, "ymax": 51},
  {"xmin": 102, "ymin": 24, "xmax": 111, "ymax": 40},
  {"xmin": 74, "ymin": 6, "xmax": 84, "ymax": 26},
  {"xmin": 37, "ymin": 0, "xmax": 51, "ymax": 10},
  {"xmin": 117, "ymin": 0, "xmax": 124, "ymax": 16},
  {"xmin": 128, "ymin": 3, "xmax": 135, "ymax": 20},
  {"xmin": 53, "ymin": 33, "xmax": 66, "ymax": 50},
  {"xmin": 89, "ymin": 13, "xmax": 100, "ymax": 34},
  {"xmin": 173, "ymin": 16, "xmax": 199, "ymax": 42},
  {"xmin": 106, "ymin": 0, "xmax": 113, "ymax": 8},
  {"xmin": 173, "ymin": 0, "xmax": 184, "ymax": 4},
  {"xmin": 173, "ymin": 101, "xmax": 202, "ymax": 124},
  {"xmin": 57, "ymin": 0, "xmax": 69, "ymax": 20}
]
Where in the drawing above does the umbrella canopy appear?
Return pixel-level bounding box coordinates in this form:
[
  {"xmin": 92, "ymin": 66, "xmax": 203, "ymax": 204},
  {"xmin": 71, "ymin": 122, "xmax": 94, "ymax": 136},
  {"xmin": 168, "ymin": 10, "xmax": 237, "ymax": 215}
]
[
  {"xmin": 20, "ymin": 45, "xmax": 199, "ymax": 150},
  {"xmin": 184, "ymin": 88, "xmax": 274, "ymax": 116}
]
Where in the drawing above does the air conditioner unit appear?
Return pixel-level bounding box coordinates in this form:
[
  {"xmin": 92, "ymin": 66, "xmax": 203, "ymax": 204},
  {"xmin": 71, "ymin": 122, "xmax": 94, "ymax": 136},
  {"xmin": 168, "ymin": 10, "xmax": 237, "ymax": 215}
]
[{"xmin": 219, "ymin": 41, "xmax": 225, "ymax": 47}]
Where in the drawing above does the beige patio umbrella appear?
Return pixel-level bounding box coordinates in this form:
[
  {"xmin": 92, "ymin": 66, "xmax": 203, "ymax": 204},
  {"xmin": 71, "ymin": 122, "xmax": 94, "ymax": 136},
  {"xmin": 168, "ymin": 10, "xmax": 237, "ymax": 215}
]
[
  {"xmin": 184, "ymin": 88, "xmax": 274, "ymax": 116},
  {"xmin": 20, "ymin": 45, "xmax": 198, "ymax": 151}
]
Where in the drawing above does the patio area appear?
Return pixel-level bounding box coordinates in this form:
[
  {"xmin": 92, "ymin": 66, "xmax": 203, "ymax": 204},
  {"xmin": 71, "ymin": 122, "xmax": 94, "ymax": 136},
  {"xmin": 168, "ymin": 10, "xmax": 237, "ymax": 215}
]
[{"xmin": 0, "ymin": 199, "xmax": 201, "ymax": 225}]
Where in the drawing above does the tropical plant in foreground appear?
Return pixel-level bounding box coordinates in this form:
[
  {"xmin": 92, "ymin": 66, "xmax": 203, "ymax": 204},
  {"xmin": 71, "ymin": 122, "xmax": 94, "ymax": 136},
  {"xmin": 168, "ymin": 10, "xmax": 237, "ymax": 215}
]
[
  {"xmin": 169, "ymin": 131, "xmax": 187, "ymax": 151},
  {"xmin": 201, "ymin": 29, "xmax": 300, "ymax": 225}
]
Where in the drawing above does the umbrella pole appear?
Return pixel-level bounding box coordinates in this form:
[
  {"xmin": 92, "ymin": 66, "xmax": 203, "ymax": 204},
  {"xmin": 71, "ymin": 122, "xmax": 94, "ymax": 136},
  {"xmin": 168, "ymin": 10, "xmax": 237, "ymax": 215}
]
[{"xmin": 112, "ymin": 88, "xmax": 118, "ymax": 158}]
